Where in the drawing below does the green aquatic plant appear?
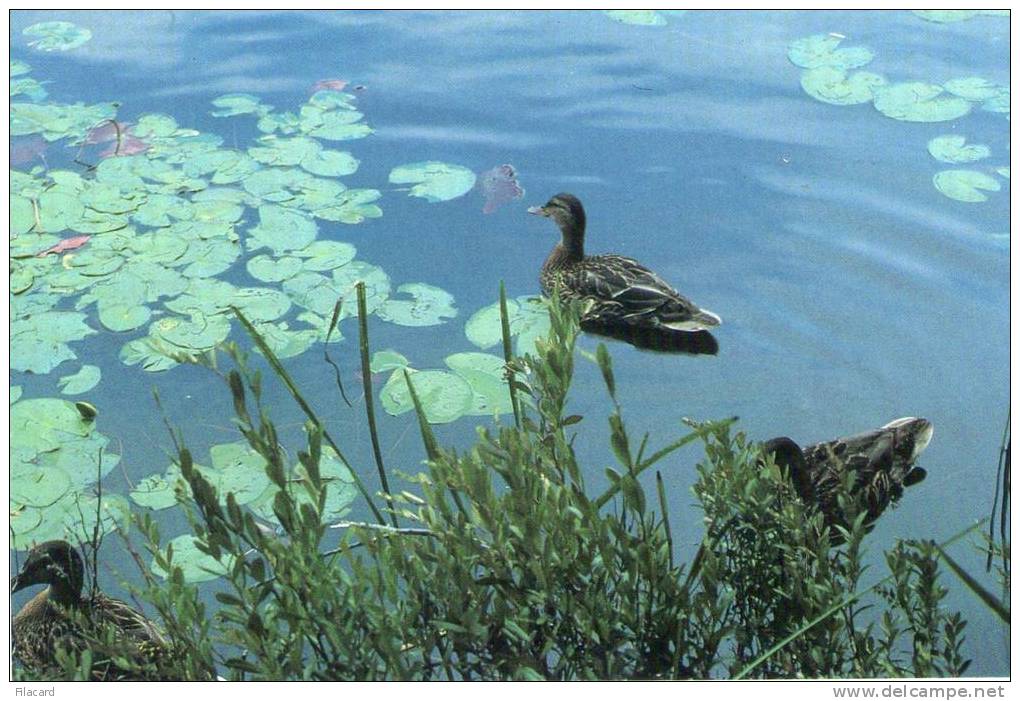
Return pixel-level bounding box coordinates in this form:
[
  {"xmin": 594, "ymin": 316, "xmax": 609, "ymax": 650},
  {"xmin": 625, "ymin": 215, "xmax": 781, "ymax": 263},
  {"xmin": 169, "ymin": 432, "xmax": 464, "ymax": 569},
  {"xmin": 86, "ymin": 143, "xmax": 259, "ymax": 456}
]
[
  {"xmin": 388, "ymin": 161, "xmax": 477, "ymax": 202},
  {"xmin": 932, "ymin": 169, "xmax": 1001, "ymax": 203},
  {"xmin": 872, "ymin": 82, "xmax": 971, "ymax": 122},
  {"xmin": 58, "ymin": 364, "xmax": 102, "ymax": 395},
  {"xmin": 376, "ymin": 282, "xmax": 458, "ymax": 327},
  {"xmin": 464, "ymin": 294, "xmax": 551, "ymax": 356},
  {"xmin": 800, "ymin": 67, "xmax": 886, "ymax": 106},
  {"xmin": 23, "ymin": 21, "xmax": 92, "ymax": 52},
  {"xmin": 604, "ymin": 10, "xmax": 668, "ymax": 26},
  {"xmin": 788, "ymin": 33, "xmax": 874, "ymax": 71},
  {"xmin": 927, "ymin": 135, "xmax": 991, "ymax": 164},
  {"xmin": 912, "ymin": 10, "xmax": 1009, "ymax": 23}
]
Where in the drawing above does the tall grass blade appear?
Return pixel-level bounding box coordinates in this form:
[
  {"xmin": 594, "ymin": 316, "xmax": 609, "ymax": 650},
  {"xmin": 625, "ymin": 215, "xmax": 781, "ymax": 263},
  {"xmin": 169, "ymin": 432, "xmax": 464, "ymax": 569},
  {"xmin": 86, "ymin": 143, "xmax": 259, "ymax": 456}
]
[
  {"xmin": 935, "ymin": 543, "xmax": 1009, "ymax": 623},
  {"xmin": 498, "ymin": 281, "xmax": 522, "ymax": 429},
  {"xmin": 323, "ymin": 297, "xmax": 352, "ymax": 408}
]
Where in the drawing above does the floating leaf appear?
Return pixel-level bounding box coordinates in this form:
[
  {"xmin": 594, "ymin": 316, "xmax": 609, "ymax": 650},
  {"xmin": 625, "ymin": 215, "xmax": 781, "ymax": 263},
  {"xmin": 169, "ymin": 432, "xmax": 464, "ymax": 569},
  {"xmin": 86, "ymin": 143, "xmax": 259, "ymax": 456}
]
[
  {"xmin": 604, "ymin": 10, "xmax": 667, "ymax": 26},
  {"xmin": 311, "ymin": 188, "xmax": 382, "ymax": 224},
  {"xmin": 371, "ymin": 349, "xmax": 410, "ymax": 373},
  {"xmin": 23, "ymin": 21, "xmax": 92, "ymax": 52},
  {"xmin": 330, "ymin": 261, "xmax": 391, "ymax": 316},
  {"xmin": 151, "ymin": 534, "xmax": 235, "ymax": 583},
  {"xmin": 11, "ymin": 386, "xmax": 23, "ymax": 404},
  {"xmin": 10, "ymin": 398, "xmax": 94, "ymax": 455},
  {"xmin": 800, "ymin": 67, "xmax": 886, "ymax": 105},
  {"xmin": 295, "ymin": 240, "xmax": 357, "ymax": 271},
  {"xmin": 379, "ymin": 369, "xmax": 473, "ymax": 424},
  {"xmin": 211, "ymin": 93, "xmax": 269, "ymax": 117},
  {"xmin": 98, "ymin": 301, "xmax": 152, "ymax": 332},
  {"xmin": 151, "ymin": 311, "xmax": 232, "ymax": 351},
  {"xmin": 444, "ymin": 352, "xmax": 513, "ymax": 417},
  {"xmin": 389, "ymin": 161, "xmax": 477, "ymax": 203},
  {"xmin": 200, "ymin": 442, "xmax": 272, "ymax": 505},
  {"xmin": 933, "ymin": 169, "xmax": 1001, "ymax": 202},
  {"xmin": 130, "ymin": 467, "xmax": 183, "ymax": 510},
  {"xmin": 465, "ymin": 295, "xmax": 550, "ymax": 355},
  {"xmin": 246, "ymin": 254, "xmax": 304, "ymax": 282},
  {"xmin": 377, "ymin": 283, "xmax": 457, "ymax": 327},
  {"xmin": 996, "ymin": 167, "xmax": 1009, "ymax": 179},
  {"xmin": 11, "ymin": 60, "xmax": 31, "ymax": 77},
  {"xmin": 11, "ymin": 311, "xmax": 95, "ymax": 374},
  {"xmin": 873, "ymin": 82, "xmax": 971, "ymax": 122},
  {"xmin": 927, "ymin": 135, "xmax": 990, "ymax": 164},
  {"xmin": 57, "ymin": 365, "xmax": 101, "ymax": 395},
  {"xmin": 788, "ymin": 34, "xmax": 873, "ymax": 70},
  {"xmin": 912, "ymin": 10, "xmax": 979, "ymax": 23},
  {"xmin": 230, "ymin": 286, "xmax": 292, "ymax": 322},
  {"xmin": 251, "ymin": 321, "xmax": 320, "ymax": 359},
  {"xmin": 479, "ymin": 164, "xmax": 525, "ymax": 214},
  {"xmin": 248, "ymin": 204, "xmax": 318, "ymax": 253},
  {"xmin": 11, "ymin": 195, "xmax": 36, "ymax": 236},
  {"xmin": 982, "ymin": 88, "xmax": 1010, "ymax": 115},
  {"xmin": 119, "ymin": 336, "xmax": 178, "ymax": 372},
  {"xmin": 11, "ymin": 460, "xmax": 73, "ymax": 508},
  {"xmin": 943, "ymin": 77, "xmax": 1002, "ymax": 101}
]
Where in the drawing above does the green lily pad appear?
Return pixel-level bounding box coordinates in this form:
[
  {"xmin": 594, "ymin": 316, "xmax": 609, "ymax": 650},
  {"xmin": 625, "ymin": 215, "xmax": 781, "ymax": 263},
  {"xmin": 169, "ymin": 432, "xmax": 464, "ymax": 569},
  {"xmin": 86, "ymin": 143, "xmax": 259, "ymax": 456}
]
[
  {"xmin": 11, "ymin": 311, "xmax": 95, "ymax": 374},
  {"xmin": 464, "ymin": 295, "xmax": 550, "ymax": 356},
  {"xmin": 444, "ymin": 352, "xmax": 513, "ymax": 417},
  {"xmin": 873, "ymin": 82, "xmax": 971, "ymax": 122},
  {"xmin": 943, "ymin": 77, "xmax": 1002, "ymax": 101},
  {"xmin": 10, "ymin": 506, "xmax": 43, "ymax": 549},
  {"xmin": 11, "ymin": 460, "xmax": 73, "ymax": 508},
  {"xmin": 377, "ymin": 283, "xmax": 457, "ymax": 327},
  {"xmin": 604, "ymin": 10, "xmax": 667, "ymax": 26},
  {"xmin": 11, "ymin": 60, "xmax": 31, "ymax": 76},
  {"xmin": 211, "ymin": 93, "xmax": 269, "ymax": 118},
  {"xmin": 788, "ymin": 34, "xmax": 873, "ymax": 70},
  {"xmin": 130, "ymin": 466, "xmax": 184, "ymax": 510},
  {"xmin": 11, "ymin": 264, "xmax": 35, "ymax": 295},
  {"xmin": 800, "ymin": 67, "xmax": 886, "ymax": 105},
  {"xmin": 370, "ymin": 349, "xmax": 409, "ymax": 373},
  {"xmin": 180, "ymin": 239, "xmax": 241, "ymax": 278},
  {"xmin": 982, "ymin": 88, "xmax": 1010, "ymax": 115},
  {"xmin": 389, "ymin": 162, "xmax": 477, "ymax": 203},
  {"xmin": 301, "ymin": 149, "xmax": 359, "ymax": 177},
  {"xmin": 11, "ymin": 398, "xmax": 94, "ymax": 455},
  {"xmin": 304, "ymin": 113, "xmax": 373, "ymax": 141},
  {"xmin": 251, "ymin": 321, "xmax": 320, "ymax": 359},
  {"xmin": 248, "ymin": 204, "xmax": 318, "ymax": 253},
  {"xmin": 150, "ymin": 311, "xmax": 232, "ymax": 351},
  {"xmin": 119, "ymin": 336, "xmax": 179, "ymax": 372},
  {"xmin": 331, "ymin": 261, "xmax": 391, "ymax": 316},
  {"xmin": 152, "ymin": 534, "xmax": 235, "ymax": 583},
  {"xmin": 250, "ymin": 447, "xmax": 357, "ymax": 525},
  {"xmin": 246, "ymin": 253, "xmax": 304, "ymax": 282},
  {"xmin": 11, "ymin": 386, "xmax": 23, "ymax": 404},
  {"xmin": 11, "ymin": 77, "xmax": 48, "ymax": 102},
  {"xmin": 230, "ymin": 286, "xmax": 292, "ymax": 322},
  {"xmin": 311, "ymin": 188, "xmax": 382, "ymax": 224},
  {"xmin": 933, "ymin": 169, "xmax": 1001, "ymax": 202},
  {"xmin": 97, "ymin": 301, "xmax": 152, "ymax": 332},
  {"xmin": 24, "ymin": 493, "xmax": 131, "ymax": 549},
  {"xmin": 282, "ymin": 271, "xmax": 342, "ymax": 316},
  {"xmin": 912, "ymin": 10, "xmax": 979, "ymax": 23},
  {"xmin": 199, "ymin": 442, "xmax": 272, "ymax": 505},
  {"xmin": 23, "ymin": 21, "xmax": 92, "ymax": 52},
  {"xmin": 11, "ymin": 195, "xmax": 36, "ymax": 236},
  {"xmin": 295, "ymin": 240, "xmax": 357, "ymax": 271},
  {"xmin": 996, "ymin": 167, "xmax": 1009, "ymax": 179},
  {"xmin": 57, "ymin": 365, "xmax": 101, "ymax": 395},
  {"xmin": 927, "ymin": 135, "xmax": 990, "ymax": 164},
  {"xmin": 379, "ymin": 369, "xmax": 473, "ymax": 424}
]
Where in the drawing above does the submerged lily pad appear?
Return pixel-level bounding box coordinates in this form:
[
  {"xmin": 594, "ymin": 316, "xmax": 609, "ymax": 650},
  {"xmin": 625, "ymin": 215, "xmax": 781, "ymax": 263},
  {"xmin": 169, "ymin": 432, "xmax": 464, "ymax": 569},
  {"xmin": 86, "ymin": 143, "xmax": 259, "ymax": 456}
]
[
  {"xmin": 389, "ymin": 162, "xmax": 477, "ymax": 203},
  {"xmin": 788, "ymin": 34, "xmax": 873, "ymax": 71},
  {"xmin": 376, "ymin": 283, "xmax": 457, "ymax": 327},
  {"xmin": 933, "ymin": 169, "xmax": 1001, "ymax": 202},
  {"xmin": 380, "ymin": 369, "xmax": 473, "ymax": 424},
  {"xmin": 152, "ymin": 534, "xmax": 235, "ymax": 583},
  {"xmin": 873, "ymin": 82, "xmax": 971, "ymax": 122},
  {"xmin": 800, "ymin": 67, "xmax": 886, "ymax": 105},
  {"xmin": 57, "ymin": 364, "xmax": 101, "ymax": 395},
  {"xmin": 23, "ymin": 21, "xmax": 92, "ymax": 52},
  {"xmin": 604, "ymin": 10, "xmax": 667, "ymax": 26},
  {"xmin": 927, "ymin": 135, "xmax": 990, "ymax": 164}
]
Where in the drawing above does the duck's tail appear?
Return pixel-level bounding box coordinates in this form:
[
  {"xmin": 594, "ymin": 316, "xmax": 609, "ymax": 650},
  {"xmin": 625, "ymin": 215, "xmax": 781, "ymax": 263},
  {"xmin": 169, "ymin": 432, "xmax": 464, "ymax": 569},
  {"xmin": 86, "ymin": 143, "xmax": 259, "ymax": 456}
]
[{"xmin": 581, "ymin": 320, "xmax": 719, "ymax": 355}]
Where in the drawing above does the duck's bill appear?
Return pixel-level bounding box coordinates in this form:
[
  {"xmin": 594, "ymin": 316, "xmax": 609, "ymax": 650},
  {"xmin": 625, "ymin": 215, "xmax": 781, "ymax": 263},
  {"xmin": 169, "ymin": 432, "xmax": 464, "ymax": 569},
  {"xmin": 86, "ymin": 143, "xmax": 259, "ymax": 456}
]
[
  {"xmin": 882, "ymin": 417, "xmax": 934, "ymax": 461},
  {"xmin": 527, "ymin": 205, "xmax": 547, "ymax": 216}
]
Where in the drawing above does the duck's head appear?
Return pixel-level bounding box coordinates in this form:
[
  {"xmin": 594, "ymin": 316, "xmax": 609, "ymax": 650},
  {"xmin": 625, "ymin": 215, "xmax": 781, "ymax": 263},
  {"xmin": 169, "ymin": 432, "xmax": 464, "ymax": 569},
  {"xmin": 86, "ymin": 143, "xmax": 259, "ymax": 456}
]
[
  {"xmin": 528, "ymin": 193, "xmax": 586, "ymax": 243},
  {"xmin": 11, "ymin": 540, "xmax": 85, "ymax": 599}
]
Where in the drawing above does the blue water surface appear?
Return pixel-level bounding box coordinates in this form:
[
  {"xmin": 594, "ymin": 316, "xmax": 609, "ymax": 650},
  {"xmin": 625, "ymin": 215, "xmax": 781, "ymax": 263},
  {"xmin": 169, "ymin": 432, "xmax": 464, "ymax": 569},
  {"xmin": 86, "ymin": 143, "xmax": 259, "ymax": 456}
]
[{"xmin": 9, "ymin": 10, "xmax": 1010, "ymax": 677}]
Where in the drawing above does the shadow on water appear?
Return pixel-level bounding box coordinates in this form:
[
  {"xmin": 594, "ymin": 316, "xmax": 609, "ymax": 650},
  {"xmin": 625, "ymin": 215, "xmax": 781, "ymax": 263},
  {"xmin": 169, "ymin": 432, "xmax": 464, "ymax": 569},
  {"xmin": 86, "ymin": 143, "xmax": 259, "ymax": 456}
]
[{"xmin": 582, "ymin": 320, "xmax": 719, "ymax": 356}]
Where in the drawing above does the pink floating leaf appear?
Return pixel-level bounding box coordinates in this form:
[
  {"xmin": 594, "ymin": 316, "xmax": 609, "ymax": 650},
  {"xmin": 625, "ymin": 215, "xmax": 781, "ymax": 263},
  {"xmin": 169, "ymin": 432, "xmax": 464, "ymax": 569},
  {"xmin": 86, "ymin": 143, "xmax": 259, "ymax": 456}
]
[
  {"xmin": 99, "ymin": 134, "xmax": 150, "ymax": 158},
  {"xmin": 10, "ymin": 137, "xmax": 47, "ymax": 165},
  {"xmin": 479, "ymin": 164, "xmax": 525, "ymax": 214},
  {"xmin": 311, "ymin": 78, "xmax": 349, "ymax": 93},
  {"xmin": 36, "ymin": 235, "xmax": 91, "ymax": 257}
]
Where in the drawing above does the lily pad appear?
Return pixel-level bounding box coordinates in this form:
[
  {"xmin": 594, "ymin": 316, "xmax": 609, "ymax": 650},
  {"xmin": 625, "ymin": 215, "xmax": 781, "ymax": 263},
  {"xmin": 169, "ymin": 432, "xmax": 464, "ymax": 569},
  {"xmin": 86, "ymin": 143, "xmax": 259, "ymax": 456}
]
[
  {"xmin": 943, "ymin": 77, "xmax": 1002, "ymax": 101},
  {"xmin": 788, "ymin": 34, "xmax": 873, "ymax": 71},
  {"xmin": 800, "ymin": 67, "xmax": 886, "ymax": 105},
  {"xmin": 57, "ymin": 365, "xmax": 101, "ymax": 395},
  {"xmin": 912, "ymin": 10, "xmax": 978, "ymax": 23},
  {"xmin": 11, "ymin": 460, "xmax": 73, "ymax": 508},
  {"xmin": 604, "ymin": 10, "xmax": 667, "ymax": 26},
  {"xmin": 873, "ymin": 82, "xmax": 971, "ymax": 122},
  {"xmin": 927, "ymin": 135, "xmax": 990, "ymax": 164},
  {"xmin": 23, "ymin": 21, "xmax": 92, "ymax": 52},
  {"xmin": 330, "ymin": 261, "xmax": 391, "ymax": 316},
  {"xmin": 933, "ymin": 169, "xmax": 1001, "ymax": 202},
  {"xmin": 98, "ymin": 301, "xmax": 152, "ymax": 332},
  {"xmin": 11, "ymin": 398, "xmax": 95, "ymax": 455},
  {"xmin": 295, "ymin": 240, "xmax": 357, "ymax": 271},
  {"xmin": 119, "ymin": 336, "xmax": 179, "ymax": 372},
  {"xmin": 211, "ymin": 93, "xmax": 269, "ymax": 118},
  {"xmin": 200, "ymin": 442, "xmax": 272, "ymax": 505},
  {"xmin": 230, "ymin": 286, "xmax": 292, "ymax": 322},
  {"xmin": 130, "ymin": 467, "xmax": 184, "ymax": 510},
  {"xmin": 248, "ymin": 204, "xmax": 318, "ymax": 254},
  {"xmin": 250, "ymin": 447, "xmax": 357, "ymax": 525},
  {"xmin": 312, "ymin": 188, "xmax": 383, "ymax": 224},
  {"xmin": 376, "ymin": 283, "xmax": 457, "ymax": 327},
  {"xmin": 996, "ymin": 167, "xmax": 1009, "ymax": 179},
  {"xmin": 389, "ymin": 161, "xmax": 477, "ymax": 203},
  {"xmin": 370, "ymin": 349, "xmax": 409, "ymax": 373},
  {"xmin": 464, "ymin": 295, "xmax": 550, "ymax": 356},
  {"xmin": 11, "ymin": 386, "xmax": 23, "ymax": 404},
  {"xmin": 247, "ymin": 253, "xmax": 304, "ymax": 282},
  {"xmin": 11, "ymin": 311, "xmax": 95, "ymax": 374},
  {"xmin": 379, "ymin": 369, "xmax": 473, "ymax": 424},
  {"xmin": 151, "ymin": 534, "xmax": 235, "ymax": 583},
  {"xmin": 251, "ymin": 321, "xmax": 320, "ymax": 359},
  {"xmin": 444, "ymin": 352, "xmax": 513, "ymax": 417}
]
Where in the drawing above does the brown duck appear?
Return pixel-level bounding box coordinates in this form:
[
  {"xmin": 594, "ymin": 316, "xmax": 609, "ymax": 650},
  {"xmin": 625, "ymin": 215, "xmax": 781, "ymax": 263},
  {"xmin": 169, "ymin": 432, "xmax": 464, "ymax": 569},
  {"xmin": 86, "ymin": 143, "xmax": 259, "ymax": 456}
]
[
  {"xmin": 529, "ymin": 193, "xmax": 721, "ymax": 348},
  {"xmin": 11, "ymin": 540, "xmax": 167, "ymax": 679}
]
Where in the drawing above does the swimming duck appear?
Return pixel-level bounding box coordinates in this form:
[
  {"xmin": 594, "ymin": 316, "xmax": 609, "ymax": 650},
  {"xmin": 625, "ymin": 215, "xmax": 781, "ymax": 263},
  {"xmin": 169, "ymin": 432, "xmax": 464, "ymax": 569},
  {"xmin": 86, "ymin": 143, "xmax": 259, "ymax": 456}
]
[
  {"xmin": 11, "ymin": 540, "xmax": 167, "ymax": 679},
  {"xmin": 761, "ymin": 417, "xmax": 933, "ymax": 538},
  {"xmin": 528, "ymin": 193, "xmax": 721, "ymax": 340}
]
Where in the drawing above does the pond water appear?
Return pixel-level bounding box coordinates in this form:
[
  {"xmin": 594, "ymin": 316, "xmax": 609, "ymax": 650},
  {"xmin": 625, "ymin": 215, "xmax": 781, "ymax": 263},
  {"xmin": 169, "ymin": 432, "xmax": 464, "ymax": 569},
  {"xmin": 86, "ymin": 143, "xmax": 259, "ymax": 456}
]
[{"xmin": 9, "ymin": 10, "xmax": 1010, "ymax": 677}]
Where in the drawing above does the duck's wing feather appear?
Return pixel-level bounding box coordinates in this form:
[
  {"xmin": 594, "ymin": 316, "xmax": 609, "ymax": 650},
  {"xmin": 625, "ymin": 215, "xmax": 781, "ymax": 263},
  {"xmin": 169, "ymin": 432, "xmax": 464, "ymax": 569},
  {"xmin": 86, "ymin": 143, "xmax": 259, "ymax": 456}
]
[{"xmin": 568, "ymin": 255, "xmax": 721, "ymax": 330}]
